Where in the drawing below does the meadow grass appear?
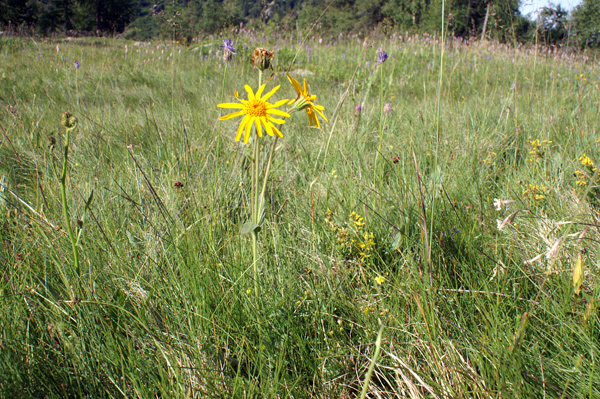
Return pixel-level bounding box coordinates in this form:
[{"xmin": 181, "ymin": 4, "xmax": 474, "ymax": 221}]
[{"xmin": 1, "ymin": 33, "xmax": 599, "ymax": 398}]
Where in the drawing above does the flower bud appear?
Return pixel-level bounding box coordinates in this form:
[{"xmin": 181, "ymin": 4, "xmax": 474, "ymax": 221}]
[{"xmin": 61, "ymin": 112, "xmax": 78, "ymax": 129}]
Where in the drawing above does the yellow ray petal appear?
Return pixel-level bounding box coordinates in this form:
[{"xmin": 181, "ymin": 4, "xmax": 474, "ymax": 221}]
[
  {"xmin": 286, "ymin": 74, "xmax": 303, "ymax": 94},
  {"xmin": 245, "ymin": 85, "xmax": 255, "ymax": 101},
  {"xmin": 236, "ymin": 116, "xmax": 250, "ymax": 142},
  {"xmin": 261, "ymin": 85, "xmax": 281, "ymax": 102},
  {"xmin": 267, "ymin": 115, "xmax": 286, "ymax": 125},
  {"xmin": 234, "ymin": 91, "xmax": 248, "ymax": 104},
  {"xmin": 255, "ymin": 117, "xmax": 263, "ymax": 137},
  {"xmin": 244, "ymin": 116, "xmax": 254, "ymax": 144},
  {"xmin": 260, "ymin": 117, "xmax": 274, "ymax": 136},
  {"xmin": 219, "ymin": 110, "xmax": 246, "ymax": 120},
  {"xmin": 218, "ymin": 102, "xmax": 245, "ymax": 109},
  {"xmin": 307, "ymin": 109, "xmax": 320, "ymax": 128},
  {"xmin": 314, "ymin": 107, "xmax": 329, "ymax": 122},
  {"xmin": 267, "ymin": 108, "xmax": 291, "ymax": 117},
  {"xmin": 268, "ymin": 99, "xmax": 290, "ymax": 109},
  {"xmin": 255, "ymin": 84, "xmax": 266, "ymax": 99},
  {"xmin": 270, "ymin": 124, "xmax": 283, "ymax": 138}
]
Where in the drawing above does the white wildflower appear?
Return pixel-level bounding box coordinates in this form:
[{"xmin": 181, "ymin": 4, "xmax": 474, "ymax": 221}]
[
  {"xmin": 494, "ymin": 198, "xmax": 515, "ymax": 211},
  {"xmin": 494, "ymin": 199, "xmax": 502, "ymax": 211},
  {"xmin": 496, "ymin": 219, "xmax": 505, "ymax": 231}
]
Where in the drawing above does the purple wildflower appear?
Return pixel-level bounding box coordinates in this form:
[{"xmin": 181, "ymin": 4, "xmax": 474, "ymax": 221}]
[
  {"xmin": 222, "ymin": 39, "xmax": 236, "ymax": 53},
  {"xmin": 355, "ymin": 104, "xmax": 365, "ymax": 115},
  {"xmin": 384, "ymin": 102, "xmax": 392, "ymax": 115},
  {"xmin": 377, "ymin": 50, "xmax": 388, "ymax": 64},
  {"xmin": 74, "ymin": 60, "xmax": 80, "ymax": 69},
  {"xmin": 221, "ymin": 39, "xmax": 236, "ymax": 62}
]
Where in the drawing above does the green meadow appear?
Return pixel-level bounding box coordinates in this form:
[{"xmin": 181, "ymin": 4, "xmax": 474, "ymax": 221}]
[{"xmin": 1, "ymin": 33, "xmax": 599, "ymax": 397}]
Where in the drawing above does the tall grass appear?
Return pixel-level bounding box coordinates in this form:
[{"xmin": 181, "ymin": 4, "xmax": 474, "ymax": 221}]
[{"xmin": 1, "ymin": 32, "xmax": 599, "ymax": 397}]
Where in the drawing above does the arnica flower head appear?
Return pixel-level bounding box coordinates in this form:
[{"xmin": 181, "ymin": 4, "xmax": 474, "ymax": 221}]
[
  {"xmin": 376, "ymin": 50, "xmax": 388, "ymax": 64},
  {"xmin": 218, "ymin": 84, "xmax": 290, "ymax": 144},
  {"xmin": 222, "ymin": 39, "xmax": 235, "ymax": 62},
  {"xmin": 251, "ymin": 47, "xmax": 274, "ymax": 71},
  {"xmin": 286, "ymin": 73, "xmax": 328, "ymax": 129}
]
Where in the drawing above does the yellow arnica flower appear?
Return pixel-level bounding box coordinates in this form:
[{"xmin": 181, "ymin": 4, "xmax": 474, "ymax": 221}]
[
  {"xmin": 218, "ymin": 84, "xmax": 290, "ymax": 144},
  {"xmin": 286, "ymin": 73, "xmax": 328, "ymax": 129}
]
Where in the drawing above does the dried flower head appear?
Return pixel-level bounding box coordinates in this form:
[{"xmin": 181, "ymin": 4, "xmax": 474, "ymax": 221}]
[{"xmin": 251, "ymin": 47, "xmax": 274, "ymax": 71}]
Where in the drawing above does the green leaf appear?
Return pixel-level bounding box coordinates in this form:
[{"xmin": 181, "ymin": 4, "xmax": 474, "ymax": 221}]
[
  {"xmin": 240, "ymin": 222, "xmax": 261, "ymax": 235},
  {"xmin": 257, "ymin": 194, "xmax": 266, "ymax": 226}
]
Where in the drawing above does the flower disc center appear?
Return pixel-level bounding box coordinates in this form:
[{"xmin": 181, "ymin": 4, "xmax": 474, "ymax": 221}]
[{"xmin": 245, "ymin": 99, "xmax": 267, "ymax": 118}]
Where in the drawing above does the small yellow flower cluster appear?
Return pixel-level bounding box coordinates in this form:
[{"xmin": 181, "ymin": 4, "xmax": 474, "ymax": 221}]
[
  {"xmin": 357, "ymin": 232, "xmax": 376, "ymax": 263},
  {"xmin": 361, "ymin": 305, "xmax": 390, "ymax": 317},
  {"xmin": 361, "ymin": 305, "xmax": 375, "ymax": 314},
  {"xmin": 348, "ymin": 211, "xmax": 364, "ymax": 230},
  {"xmin": 483, "ymin": 151, "xmax": 497, "ymax": 165},
  {"xmin": 521, "ymin": 183, "xmax": 548, "ymax": 201},
  {"xmin": 527, "ymin": 139, "xmax": 552, "ymax": 162},
  {"xmin": 325, "ymin": 209, "xmax": 376, "ymax": 265},
  {"xmin": 575, "ymin": 153, "xmax": 599, "ymax": 190},
  {"xmin": 579, "ymin": 153, "xmax": 595, "ymax": 169},
  {"xmin": 574, "ymin": 170, "xmax": 588, "ymax": 187}
]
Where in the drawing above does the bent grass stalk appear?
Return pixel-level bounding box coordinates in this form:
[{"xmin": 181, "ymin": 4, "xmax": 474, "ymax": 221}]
[{"xmin": 60, "ymin": 112, "xmax": 81, "ymax": 279}]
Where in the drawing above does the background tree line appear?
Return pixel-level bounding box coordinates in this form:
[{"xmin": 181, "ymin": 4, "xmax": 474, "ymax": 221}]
[{"xmin": 1, "ymin": 0, "xmax": 600, "ymax": 48}]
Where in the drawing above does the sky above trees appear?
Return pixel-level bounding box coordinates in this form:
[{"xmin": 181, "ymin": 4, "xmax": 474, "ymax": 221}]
[{"xmin": 520, "ymin": 0, "xmax": 582, "ymax": 18}]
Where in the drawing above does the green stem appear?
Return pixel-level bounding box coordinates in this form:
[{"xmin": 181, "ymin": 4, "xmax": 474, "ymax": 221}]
[
  {"xmin": 360, "ymin": 323, "xmax": 384, "ymax": 399},
  {"xmin": 375, "ymin": 64, "xmax": 385, "ymax": 190},
  {"xmin": 249, "ymin": 69, "xmax": 264, "ymax": 298},
  {"xmin": 60, "ymin": 127, "xmax": 81, "ymax": 278},
  {"xmin": 251, "ymin": 230, "xmax": 258, "ymax": 297},
  {"xmin": 251, "ymin": 136, "xmax": 260, "ymax": 298},
  {"xmin": 258, "ymin": 136, "xmax": 279, "ymax": 213}
]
